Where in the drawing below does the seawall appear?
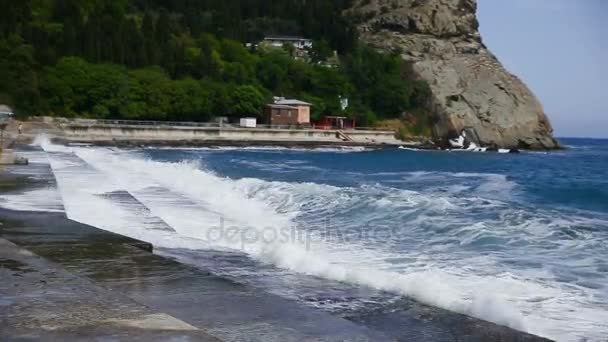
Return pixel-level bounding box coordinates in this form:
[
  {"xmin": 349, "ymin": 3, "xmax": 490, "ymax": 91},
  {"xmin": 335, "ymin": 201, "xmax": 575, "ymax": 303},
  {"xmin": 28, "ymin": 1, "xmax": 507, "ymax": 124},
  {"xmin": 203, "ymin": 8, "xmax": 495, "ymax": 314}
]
[{"xmin": 57, "ymin": 122, "xmax": 406, "ymax": 146}]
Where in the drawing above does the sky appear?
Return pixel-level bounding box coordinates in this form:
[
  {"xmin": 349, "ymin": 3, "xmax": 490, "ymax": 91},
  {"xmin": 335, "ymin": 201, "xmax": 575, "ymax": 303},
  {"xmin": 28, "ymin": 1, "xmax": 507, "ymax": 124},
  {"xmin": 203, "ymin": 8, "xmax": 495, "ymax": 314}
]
[{"xmin": 477, "ymin": 0, "xmax": 607, "ymax": 138}]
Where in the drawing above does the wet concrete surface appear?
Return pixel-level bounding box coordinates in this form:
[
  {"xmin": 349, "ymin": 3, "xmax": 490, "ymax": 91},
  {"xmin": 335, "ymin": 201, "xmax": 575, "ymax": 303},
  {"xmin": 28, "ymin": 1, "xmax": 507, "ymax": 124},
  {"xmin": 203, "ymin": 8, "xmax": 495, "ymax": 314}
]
[
  {"xmin": 0, "ymin": 209, "xmax": 153, "ymax": 252},
  {"xmin": 0, "ymin": 209, "xmax": 390, "ymax": 341},
  {"xmin": 0, "ymin": 148, "xmax": 553, "ymax": 341},
  {"xmin": 347, "ymin": 304, "xmax": 546, "ymax": 342},
  {"xmin": 0, "ymin": 238, "xmax": 219, "ymax": 341}
]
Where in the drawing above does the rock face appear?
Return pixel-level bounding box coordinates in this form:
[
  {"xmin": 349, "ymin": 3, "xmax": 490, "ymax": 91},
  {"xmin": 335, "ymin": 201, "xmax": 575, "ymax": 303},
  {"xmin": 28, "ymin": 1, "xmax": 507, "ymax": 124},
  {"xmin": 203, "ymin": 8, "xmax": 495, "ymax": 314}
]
[{"xmin": 347, "ymin": 0, "xmax": 559, "ymax": 149}]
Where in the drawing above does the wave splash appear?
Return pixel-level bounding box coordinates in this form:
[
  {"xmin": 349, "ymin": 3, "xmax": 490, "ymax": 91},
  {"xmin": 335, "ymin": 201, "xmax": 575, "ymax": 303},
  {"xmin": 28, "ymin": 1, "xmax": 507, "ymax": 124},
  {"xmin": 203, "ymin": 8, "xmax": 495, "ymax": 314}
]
[{"xmin": 34, "ymin": 138, "xmax": 608, "ymax": 341}]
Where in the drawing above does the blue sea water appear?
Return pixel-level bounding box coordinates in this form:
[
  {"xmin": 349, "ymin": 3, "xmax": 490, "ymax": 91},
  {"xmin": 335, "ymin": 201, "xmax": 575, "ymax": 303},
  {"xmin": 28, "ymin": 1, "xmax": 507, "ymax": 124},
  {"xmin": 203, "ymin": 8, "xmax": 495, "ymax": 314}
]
[
  {"xmin": 141, "ymin": 138, "xmax": 608, "ymax": 341},
  {"xmin": 147, "ymin": 138, "xmax": 608, "ymax": 213},
  {"xmin": 27, "ymin": 137, "xmax": 608, "ymax": 341}
]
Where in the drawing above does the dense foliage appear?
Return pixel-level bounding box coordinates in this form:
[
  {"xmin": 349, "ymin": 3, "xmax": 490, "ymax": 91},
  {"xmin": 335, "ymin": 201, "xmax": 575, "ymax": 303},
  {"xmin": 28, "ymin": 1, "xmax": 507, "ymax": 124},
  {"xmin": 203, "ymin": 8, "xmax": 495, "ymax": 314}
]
[{"xmin": 0, "ymin": 0, "xmax": 430, "ymax": 126}]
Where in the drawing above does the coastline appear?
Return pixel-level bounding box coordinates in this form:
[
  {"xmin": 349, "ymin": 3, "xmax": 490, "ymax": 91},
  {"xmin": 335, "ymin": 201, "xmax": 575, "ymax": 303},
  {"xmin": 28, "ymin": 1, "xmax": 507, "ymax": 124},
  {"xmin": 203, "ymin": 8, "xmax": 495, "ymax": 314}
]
[
  {"xmin": 0, "ymin": 163, "xmax": 388, "ymax": 341},
  {"xmin": 16, "ymin": 117, "xmax": 562, "ymax": 152},
  {"xmin": 16, "ymin": 117, "xmax": 434, "ymax": 149},
  {"xmin": 0, "ymin": 142, "xmax": 554, "ymax": 341},
  {"xmin": 52, "ymin": 136, "xmax": 425, "ymax": 150}
]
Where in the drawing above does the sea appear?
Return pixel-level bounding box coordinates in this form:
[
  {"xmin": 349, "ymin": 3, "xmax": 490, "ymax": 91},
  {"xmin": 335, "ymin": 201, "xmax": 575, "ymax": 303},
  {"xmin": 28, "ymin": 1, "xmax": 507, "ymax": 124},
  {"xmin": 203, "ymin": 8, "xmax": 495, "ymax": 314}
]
[{"xmin": 4, "ymin": 137, "xmax": 608, "ymax": 341}]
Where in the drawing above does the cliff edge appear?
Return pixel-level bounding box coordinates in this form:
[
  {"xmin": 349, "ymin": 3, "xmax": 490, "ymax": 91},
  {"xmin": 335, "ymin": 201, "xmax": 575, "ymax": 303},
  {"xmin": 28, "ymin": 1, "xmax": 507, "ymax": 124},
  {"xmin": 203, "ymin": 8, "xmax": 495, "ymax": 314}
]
[{"xmin": 347, "ymin": 0, "xmax": 559, "ymax": 149}]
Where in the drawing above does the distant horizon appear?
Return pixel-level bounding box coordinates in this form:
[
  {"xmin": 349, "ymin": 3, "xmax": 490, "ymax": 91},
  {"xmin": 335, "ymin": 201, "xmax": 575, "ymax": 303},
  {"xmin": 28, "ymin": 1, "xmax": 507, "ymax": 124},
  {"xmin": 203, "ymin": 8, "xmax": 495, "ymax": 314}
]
[
  {"xmin": 478, "ymin": 0, "xmax": 607, "ymax": 139},
  {"xmin": 556, "ymin": 136, "xmax": 608, "ymax": 140}
]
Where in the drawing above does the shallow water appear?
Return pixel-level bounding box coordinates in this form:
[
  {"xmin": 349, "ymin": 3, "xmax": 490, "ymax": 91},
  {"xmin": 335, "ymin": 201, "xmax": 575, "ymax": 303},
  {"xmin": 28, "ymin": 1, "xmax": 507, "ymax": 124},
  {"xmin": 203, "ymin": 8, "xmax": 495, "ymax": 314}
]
[{"xmin": 5, "ymin": 138, "xmax": 608, "ymax": 341}]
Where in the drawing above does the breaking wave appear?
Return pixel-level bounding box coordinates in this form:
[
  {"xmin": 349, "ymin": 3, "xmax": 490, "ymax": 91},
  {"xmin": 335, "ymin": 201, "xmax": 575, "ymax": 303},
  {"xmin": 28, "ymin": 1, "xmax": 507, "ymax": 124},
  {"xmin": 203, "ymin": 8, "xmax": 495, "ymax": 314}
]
[
  {"xmin": 27, "ymin": 137, "xmax": 608, "ymax": 341},
  {"xmin": 146, "ymin": 145, "xmax": 370, "ymax": 153}
]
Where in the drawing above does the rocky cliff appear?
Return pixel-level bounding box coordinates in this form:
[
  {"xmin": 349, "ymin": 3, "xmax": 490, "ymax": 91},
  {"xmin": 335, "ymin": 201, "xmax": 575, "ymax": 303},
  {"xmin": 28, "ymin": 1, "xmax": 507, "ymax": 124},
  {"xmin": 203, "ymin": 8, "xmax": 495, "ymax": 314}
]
[{"xmin": 347, "ymin": 0, "xmax": 559, "ymax": 149}]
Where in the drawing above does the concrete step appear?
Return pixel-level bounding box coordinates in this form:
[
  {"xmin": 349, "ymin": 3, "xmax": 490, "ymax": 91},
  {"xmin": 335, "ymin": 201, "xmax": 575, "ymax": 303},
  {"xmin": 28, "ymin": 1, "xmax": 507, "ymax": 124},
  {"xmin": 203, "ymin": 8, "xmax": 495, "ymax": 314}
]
[{"xmin": 0, "ymin": 238, "xmax": 220, "ymax": 341}]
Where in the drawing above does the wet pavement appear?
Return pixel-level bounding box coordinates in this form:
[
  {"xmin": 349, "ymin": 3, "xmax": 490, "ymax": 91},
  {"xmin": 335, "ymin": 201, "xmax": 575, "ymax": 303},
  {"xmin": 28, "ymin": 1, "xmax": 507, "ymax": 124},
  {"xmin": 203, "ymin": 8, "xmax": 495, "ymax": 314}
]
[
  {"xmin": 0, "ymin": 148, "xmax": 552, "ymax": 341},
  {"xmin": 0, "ymin": 238, "xmax": 219, "ymax": 341},
  {"xmin": 0, "ymin": 208, "xmax": 390, "ymax": 341}
]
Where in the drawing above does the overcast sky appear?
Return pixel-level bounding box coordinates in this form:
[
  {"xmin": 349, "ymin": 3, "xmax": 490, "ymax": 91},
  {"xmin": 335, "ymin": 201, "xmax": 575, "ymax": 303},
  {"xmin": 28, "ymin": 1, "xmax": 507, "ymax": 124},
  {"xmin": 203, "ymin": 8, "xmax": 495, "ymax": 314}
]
[{"xmin": 477, "ymin": 0, "xmax": 607, "ymax": 138}]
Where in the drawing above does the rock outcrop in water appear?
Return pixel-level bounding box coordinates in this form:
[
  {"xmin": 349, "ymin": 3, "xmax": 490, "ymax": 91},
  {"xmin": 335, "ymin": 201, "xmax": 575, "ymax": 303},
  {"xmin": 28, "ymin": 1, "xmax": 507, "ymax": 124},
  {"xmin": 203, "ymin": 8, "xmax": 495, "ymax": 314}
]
[{"xmin": 347, "ymin": 0, "xmax": 559, "ymax": 149}]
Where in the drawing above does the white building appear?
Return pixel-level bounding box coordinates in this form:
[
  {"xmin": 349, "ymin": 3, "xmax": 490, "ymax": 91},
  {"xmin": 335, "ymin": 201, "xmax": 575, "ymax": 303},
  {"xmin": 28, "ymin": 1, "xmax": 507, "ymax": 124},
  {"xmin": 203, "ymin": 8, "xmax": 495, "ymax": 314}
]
[{"xmin": 263, "ymin": 36, "xmax": 313, "ymax": 50}]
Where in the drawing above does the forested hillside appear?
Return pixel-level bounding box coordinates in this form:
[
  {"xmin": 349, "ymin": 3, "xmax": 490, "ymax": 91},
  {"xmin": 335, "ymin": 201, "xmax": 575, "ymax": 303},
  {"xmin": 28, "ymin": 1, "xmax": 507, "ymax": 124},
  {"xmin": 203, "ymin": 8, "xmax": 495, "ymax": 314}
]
[{"xmin": 0, "ymin": 0, "xmax": 430, "ymax": 129}]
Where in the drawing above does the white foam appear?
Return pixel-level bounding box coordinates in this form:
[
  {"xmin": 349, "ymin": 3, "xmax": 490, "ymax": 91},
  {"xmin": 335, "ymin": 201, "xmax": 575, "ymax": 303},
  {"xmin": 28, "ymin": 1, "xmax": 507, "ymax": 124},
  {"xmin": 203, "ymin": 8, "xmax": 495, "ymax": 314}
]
[
  {"xmin": 0, "ymin": 187, "xmax": 64, "ymax": 213},
  {"xmin": 398, "ymin": 146, "xmax": 423, "ymax": 151},
  {"xmin": 147, "ymin": 145, "xmax": 369, "ymax": 153},
  {"xmin": 30, "ymin": 134, "xmax": 50, "ymax": 147}
]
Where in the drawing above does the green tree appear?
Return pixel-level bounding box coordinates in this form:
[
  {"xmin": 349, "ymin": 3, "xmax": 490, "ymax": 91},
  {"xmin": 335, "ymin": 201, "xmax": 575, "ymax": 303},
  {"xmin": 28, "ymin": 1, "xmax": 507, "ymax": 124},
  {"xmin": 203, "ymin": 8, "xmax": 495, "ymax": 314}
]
[
  {"xmin": 228, "ymin": 85, "xmax": 265, "ymax": 118},
  {"xmin": 342, "ymin": 46, "xmax": 419, "ymax": 118},
  {"xmin": 122, "ymin": 18, "xmax": 146, "ymax": 68},
  {"xmin": 42, "ymin": 57, "xmax": 128, "ymax": 118},
  {"xmin": 310, "ymin": 39, "xmax": 333, "ymax": 63},
  {"xmin": 122, "ymin": 66, "xmax": 170, "ymax": 120},
  {"xmin": 168, "ymin": 78, "xmax": 213, "ymax": 121},
  {"xmin": 196, "ymin": 34, "xmax": 223, "ymax": 78},
  {"xmin": 255, "ymin": 51, "xmax": 291, "ymax": 92},
  {"xmin": 1, "ymin": 0, "xmax": 430, "ymax": 126},
  {"xmin": 0, "ymin": 0, "xmax": 32, "ymax": 37},
  {"xmin": 141, "ymin": 11, "xmax": 157, "ymax": 65},
  {"xmin": 0, "ymin": 35, "xmax": 41, "ymax": 116},
  {"xmin": 61, "ymin": 20, "xmax": 79, "ymax": 56}
]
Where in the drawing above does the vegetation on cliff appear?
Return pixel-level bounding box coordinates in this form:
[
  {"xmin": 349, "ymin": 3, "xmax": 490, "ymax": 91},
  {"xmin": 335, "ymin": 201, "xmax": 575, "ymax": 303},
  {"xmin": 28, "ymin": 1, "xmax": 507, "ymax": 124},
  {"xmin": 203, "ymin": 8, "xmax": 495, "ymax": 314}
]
[{"xmin": 0, "ymin": 0, "xmax": 430, "ymax": 128}]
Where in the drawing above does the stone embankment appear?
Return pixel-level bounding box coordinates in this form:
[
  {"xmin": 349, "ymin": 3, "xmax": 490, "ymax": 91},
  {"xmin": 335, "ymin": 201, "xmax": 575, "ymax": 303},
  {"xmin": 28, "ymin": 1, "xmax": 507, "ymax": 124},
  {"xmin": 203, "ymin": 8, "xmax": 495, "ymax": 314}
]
[{"xmin": 50, "ymin": 118, "xmax": 410, "ymax": 147}]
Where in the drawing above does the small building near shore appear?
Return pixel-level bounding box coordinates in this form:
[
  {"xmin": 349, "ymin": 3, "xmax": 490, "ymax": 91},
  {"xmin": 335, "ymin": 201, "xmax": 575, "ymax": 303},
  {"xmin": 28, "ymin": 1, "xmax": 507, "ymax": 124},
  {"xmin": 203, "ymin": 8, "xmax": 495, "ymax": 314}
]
[
  {"xmin": 266, "ymin": 98, "xmax": 312, "ymax": 126},
  {"xmin": 314, "ymin": 116, "xmax": 356, "ymax": 130}
]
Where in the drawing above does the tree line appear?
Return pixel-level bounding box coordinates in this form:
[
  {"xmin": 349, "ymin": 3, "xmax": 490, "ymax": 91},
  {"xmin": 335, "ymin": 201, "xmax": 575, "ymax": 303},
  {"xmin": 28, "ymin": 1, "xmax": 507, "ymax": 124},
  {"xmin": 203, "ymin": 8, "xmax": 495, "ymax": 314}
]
[{"xmin": 0, "ymin": 0, "xmax": 431, "ymax": 126}]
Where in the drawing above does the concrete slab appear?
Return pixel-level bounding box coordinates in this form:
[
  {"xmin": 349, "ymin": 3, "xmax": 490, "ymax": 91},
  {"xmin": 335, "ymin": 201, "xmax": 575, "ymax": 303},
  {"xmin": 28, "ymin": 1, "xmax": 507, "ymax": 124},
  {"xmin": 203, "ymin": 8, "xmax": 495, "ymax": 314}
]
[
  {"xmin": 0, "ymin": 238, "xmax": 219, "ymax": 341},
  {"xmin": 0, "ymin": 211, "xmax": 391, "ymax": 341}
]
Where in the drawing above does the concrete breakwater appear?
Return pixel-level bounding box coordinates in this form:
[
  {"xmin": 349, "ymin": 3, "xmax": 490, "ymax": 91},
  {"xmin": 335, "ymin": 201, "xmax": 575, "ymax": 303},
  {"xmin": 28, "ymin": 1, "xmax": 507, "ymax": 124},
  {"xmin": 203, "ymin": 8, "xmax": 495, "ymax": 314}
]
[{"xmin": 57, "ymin": 121, "xmax": 405, "ymax": 146}]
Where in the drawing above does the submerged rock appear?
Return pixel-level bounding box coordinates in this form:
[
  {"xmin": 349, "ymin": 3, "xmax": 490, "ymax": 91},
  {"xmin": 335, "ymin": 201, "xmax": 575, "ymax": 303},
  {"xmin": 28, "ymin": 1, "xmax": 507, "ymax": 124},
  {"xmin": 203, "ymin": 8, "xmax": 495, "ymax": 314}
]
[{"xmin": 347, "ymin": 0, "xmax": 559, "ymax": 150}]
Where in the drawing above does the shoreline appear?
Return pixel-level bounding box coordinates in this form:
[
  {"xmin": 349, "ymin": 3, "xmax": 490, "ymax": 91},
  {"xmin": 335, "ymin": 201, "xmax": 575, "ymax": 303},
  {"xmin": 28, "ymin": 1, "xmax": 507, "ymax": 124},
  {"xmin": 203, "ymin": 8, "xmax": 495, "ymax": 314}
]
[
  {"xmin": 0, "ymin": 166, "xmax": 387, "ymax": 341},
  {"xmin": 52, "ymin": 136, "xmax": 428, "ymax": 150},
  {"xmin": 0, "ymin": 144, "xmax": 554, "ymax": 341},
  {"xmin": 52, "ymin": 138, "xmax": 532, "ymax": 154},
  {"xmin": 14, "ymin": 118, "xmax": 563, "ymax": 152}
]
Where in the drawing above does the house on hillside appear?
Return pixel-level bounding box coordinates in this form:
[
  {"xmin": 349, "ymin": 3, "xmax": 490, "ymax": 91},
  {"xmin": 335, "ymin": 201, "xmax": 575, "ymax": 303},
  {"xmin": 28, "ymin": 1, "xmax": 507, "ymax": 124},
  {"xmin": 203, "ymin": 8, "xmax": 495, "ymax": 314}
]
[
  {"xmin": 249, "ymin": 35, "xmax": 313, "ymax": 59},
  {"xmin": 266, "ymin": 97, "xmax": 312, "ymax": 126},
  {"xmin": 262, "ymin": 36, "xmax": 313, "ymax": 50}
]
